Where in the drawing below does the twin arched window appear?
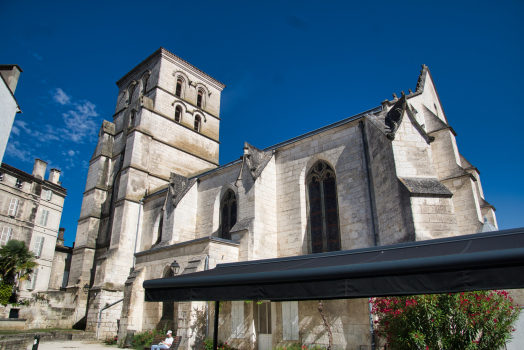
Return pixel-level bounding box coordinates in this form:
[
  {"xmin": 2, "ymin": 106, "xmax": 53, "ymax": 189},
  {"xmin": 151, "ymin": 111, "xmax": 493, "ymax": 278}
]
[
  {"xmin": 220, "ymin": 190, "xmax": 237, "ymax": 240},
  {"xmin": 175, "ymin": 106, "xmax": 182, "ymax": 123},
  {"xmin": 306, "ymin": 161, "xmax": 341, "ymax": 254},
  {"xmin": 176, "ymin": 77, "xmax": 183, "ymax": 97},
  {"xmin": 197, "ymin": 89, "xmax": 204, "ymax": 108},
  {"xmin": 194, "ymin": 115, "xmax": 201, "ymax": 132}
]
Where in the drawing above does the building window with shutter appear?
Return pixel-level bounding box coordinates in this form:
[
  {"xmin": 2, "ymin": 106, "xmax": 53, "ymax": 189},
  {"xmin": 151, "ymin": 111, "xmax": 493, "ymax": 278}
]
[
  {"xmin": 45, "ymin": 190, "xmax": 52, "ymax": 201},
  {"xmin": 39, "ymin": 210, "xmax": 49, "ymax": 227},
  {"xmin": 194, "ymin": 115, "xmax": 201, "ymax": 132},
  {"xmin": 26, "ymin": 268, "xmax": 38, "ymax": 290},
  {"xmin": 15, "ymin": 179, "xmax": 23, "ymax": 189},
  {"xmin": 8, "ymin": 198, "xmax": 19, "ymax": 217},
  {"xmin": 282, "ymin": 301, "xmax": 299, "ymax": 340},
  {"xmin": 33, "ymin": 236, "xmax": 45, "ymax": 258},
  {"xmin": 306, "ymin": 161, "xmax": 341, "ymax": 254},
  {"xmin": 175, "ymin": 106, "xmax": 182, "ymax": 123},
  {"xmin": 231, "ymin": 301, "xmax": 245, "ymax": 338},
  {"xmin": 0, "ymin": 227, "xmax": 13, "ymax": 246},
  {"xmin": 220, "ymin": 190, "xmax": 237, "ymax": 240}
]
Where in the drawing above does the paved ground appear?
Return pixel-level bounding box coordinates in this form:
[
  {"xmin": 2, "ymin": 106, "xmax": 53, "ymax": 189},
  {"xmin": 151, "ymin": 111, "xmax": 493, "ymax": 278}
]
[{"xmin": 28, "ymin": 340, "xmax": 116, "ymax": 349}]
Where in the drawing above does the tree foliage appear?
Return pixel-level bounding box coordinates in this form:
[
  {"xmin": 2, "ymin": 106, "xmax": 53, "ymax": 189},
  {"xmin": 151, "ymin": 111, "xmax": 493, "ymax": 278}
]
[
  {"xmin": 0, "ymin": 240, "xmax": 38, "ymax": 304},
  {"xmin": 371, "ymin": 291, "xmax": 520, "ymax": 350}
]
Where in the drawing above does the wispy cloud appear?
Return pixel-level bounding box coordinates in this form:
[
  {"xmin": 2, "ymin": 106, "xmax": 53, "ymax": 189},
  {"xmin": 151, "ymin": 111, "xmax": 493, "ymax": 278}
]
[
  {"xmin": 52, "ymin": 88, "xmax": 71, "ymax": 105},
  {"xmin": 14, "ymin": 120, "xmax": 60, "ymax": 142},
  {"xmin": 61, "ymin": 100, "xmax": 99, "ymax": 142},
  {"xmin": 10, "ymin": 126, "xmax": 20, "ymax": 136},
  {"xmin": 5, "ymin": 141, "xmax": 34, "ymax": 163},
  {"xmin": 28, "ymin": 50, "xmax": 43, "ymax": 61}
]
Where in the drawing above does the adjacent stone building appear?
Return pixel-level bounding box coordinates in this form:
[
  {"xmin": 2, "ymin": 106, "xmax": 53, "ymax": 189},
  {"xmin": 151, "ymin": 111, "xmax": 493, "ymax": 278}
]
[
  {"xmin": 70, "ymin": 47, "xmax": 498, "ymax": 349},
  {"xmin": 0, "ymin": 64, "xmax": 22, "ymax": 164}
]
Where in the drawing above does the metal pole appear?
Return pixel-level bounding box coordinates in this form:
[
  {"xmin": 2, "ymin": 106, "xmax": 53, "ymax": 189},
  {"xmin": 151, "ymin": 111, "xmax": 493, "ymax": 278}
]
[{"xmin": 213, "ymin": 301, "xmax": 219, "ymax": 350}]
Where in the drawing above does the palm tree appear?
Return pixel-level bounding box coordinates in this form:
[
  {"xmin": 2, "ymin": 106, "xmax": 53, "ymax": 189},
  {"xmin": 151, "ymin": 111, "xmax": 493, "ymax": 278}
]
[{"xmin": 0, "ymin": 240, "xmax": 38, "ymax": 298}]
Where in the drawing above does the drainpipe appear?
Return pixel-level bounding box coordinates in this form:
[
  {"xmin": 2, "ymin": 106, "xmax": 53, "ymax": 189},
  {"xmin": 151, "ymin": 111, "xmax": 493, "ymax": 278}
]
[
  {"xmin": 359, "ymin": 120, "xmax": 377, "ymax": 350},
  {"xmin": 205, "ymin": 255, "xmax": 210, "ymax": 337},
  {"xmin": 133, "ymin": 192, "xmax": 146, "ymax": 269},
  {"xmin": 97, "ymin": 298, "xmax": 123, "ymax": 340}
]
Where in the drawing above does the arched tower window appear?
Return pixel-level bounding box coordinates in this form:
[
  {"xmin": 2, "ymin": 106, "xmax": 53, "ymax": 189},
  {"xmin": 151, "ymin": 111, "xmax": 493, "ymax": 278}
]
[
  {"xmin": 220, "ymin": 190, "xmax": 237, "ymax": 240},
  {"xmin": 141, "ymin": 73, "xmax": 150, "ymax": 95},
  {"xmin": 194, "ymin": 115, "xmax": 201, "ymax": 132},
  {"xmin": 175, "ymin": 106, "xmax": 182, "ymax": 123},
  {"xmin": 306, "ymin": 161, "xmax": 341, "ymax": 254},
  {"xmin": 127, "ymin": 82, "xmax": 136, "ymax": 105},
  {"xmin": 197, "ymin": 89, "xmax": 204, "ymax": 108},
  {"xmin": 176, "ymin": 78, "xmax": 183, "ymax": 97}
]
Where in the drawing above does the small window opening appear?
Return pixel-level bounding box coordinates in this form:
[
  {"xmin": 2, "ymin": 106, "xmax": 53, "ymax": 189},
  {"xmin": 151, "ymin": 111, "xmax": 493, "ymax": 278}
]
[
  {"xmin": 15, "ymin": 179, "xmax": 23, "ymax": 189},
  {"xmin": 142, "ymin": 74, "xmax": 150, "ymax": 95},
  {"xmin": 129, "ymin": 110, "xmax": 136, "ymax": 128},
  {"xmin": 175, "ymin": 106, "xmax": 182, "ymax": 123},
  {"xmin": 0, "ymin": 173, "xmax": 4, "ymax": 181},
  {"xmin": 176, "ymin": 78, "xmax": 183, "ymax": 97},
  {"xmin": 155, "ymin": 212, "xmax": 163, "ymax": 245},
  {"xmin": 197, "ymin": 90, "xmax": 203, "ymax": 108},
  {"xmin": 194, "ymin": 115, "xmax": 201, "ymax": 132}
]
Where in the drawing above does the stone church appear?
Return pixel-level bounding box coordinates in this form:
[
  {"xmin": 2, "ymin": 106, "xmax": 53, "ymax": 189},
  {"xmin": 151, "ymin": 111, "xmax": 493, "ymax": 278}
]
[{"xmin": 68, "ymin": 47, "xmax": 497, "ymax": 349}]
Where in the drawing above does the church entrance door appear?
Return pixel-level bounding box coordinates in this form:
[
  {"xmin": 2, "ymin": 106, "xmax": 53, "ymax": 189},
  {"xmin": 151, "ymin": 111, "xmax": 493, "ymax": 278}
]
[{"xmin": 258, "ymin": 301, "xmax": 272, "ymax": 350}]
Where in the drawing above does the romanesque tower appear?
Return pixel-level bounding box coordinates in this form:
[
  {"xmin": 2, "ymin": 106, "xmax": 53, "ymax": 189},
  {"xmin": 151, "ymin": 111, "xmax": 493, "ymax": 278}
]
[{"xmin": 67, "ymin": 48, "xmax": 225, "ymax": 330}]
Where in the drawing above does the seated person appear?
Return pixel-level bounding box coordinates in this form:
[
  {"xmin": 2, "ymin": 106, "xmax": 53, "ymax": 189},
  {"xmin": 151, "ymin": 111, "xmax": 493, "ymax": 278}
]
[{"xmin": 151, "ymin": 330, "xmax": 174, "ymax": 350}]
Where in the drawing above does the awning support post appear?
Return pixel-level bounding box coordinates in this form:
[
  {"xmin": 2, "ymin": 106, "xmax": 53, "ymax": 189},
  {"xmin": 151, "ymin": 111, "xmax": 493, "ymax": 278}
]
[{"xmin": 213, "ymin": 301, "xmax": 219, "ymax": 350}]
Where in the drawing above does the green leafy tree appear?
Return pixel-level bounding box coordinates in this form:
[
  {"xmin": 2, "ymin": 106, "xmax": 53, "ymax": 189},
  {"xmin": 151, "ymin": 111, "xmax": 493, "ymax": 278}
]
[
  {"xmin": 371, "ymin": 291, "xmax": 520, "ymax": 350},
  {"xmin": 0, "ymin": 240, "xmax": 38, "ymax": 304}
]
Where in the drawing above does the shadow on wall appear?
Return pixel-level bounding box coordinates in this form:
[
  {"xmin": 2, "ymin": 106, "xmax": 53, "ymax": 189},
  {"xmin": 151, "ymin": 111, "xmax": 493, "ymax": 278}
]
[{"xmin": 189, "ymin": 307, "xmax": 207, "ymax": 348}]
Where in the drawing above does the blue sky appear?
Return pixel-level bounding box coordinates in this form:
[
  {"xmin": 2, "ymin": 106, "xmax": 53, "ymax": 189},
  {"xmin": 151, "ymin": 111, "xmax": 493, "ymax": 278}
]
[{"xmin": 1, "ymin": 0, "xmax": 523, "ymax": 246}]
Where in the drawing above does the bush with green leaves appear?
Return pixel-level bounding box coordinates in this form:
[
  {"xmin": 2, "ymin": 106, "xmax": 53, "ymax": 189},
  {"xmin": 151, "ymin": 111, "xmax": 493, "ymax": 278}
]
[
  {"xmin": 371, "ymin": 290, "xmax": 520, "ymax": 350},
  {"xmin": 132, "ymin": 329, "xmax": 161, "ymax": 349},
  {"xmin": 0, "ymin": 240, "xmax": 37, "ymax": 305},
  {"xmin": 0, "ymin": 283, "xmax": 12, "ymax": 305}
]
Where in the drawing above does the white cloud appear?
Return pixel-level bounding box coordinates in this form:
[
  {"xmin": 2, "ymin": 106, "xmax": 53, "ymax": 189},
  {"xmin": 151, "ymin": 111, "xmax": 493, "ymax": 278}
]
[
  {"xmin": 29, "ymin": 50, "xmax": 43, "ymax": 61},
  {"xmin": 67, "ymin": 150, "xmax": 76, "ymax": 156},
  {"xmin": 10, "ymin": 126, "xmax": 20, "ymax": 136},
  {"xmin": 60, "ymin": 100, "xmax": 99, "ymax": 143},
  {"xmin": 5, "ymin": 141, "xmax": 34, "ymax": 163},
  {"xmin": 52, "ymin": 88, "xmax": 71, "ymax": 105},
  {"xmin": 14, "ymin": 120, "xmax": 60, "ymax": 142}
]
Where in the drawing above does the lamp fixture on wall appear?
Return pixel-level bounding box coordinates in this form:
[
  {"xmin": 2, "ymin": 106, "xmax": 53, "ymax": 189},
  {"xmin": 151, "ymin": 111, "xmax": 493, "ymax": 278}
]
[
  {"xmin": 170, "ymin": 260, "xmax": 180, "ymax": 275},
  {"xmin": 83, "ymin": 283, "xmax": 90, "ymax": 294}
]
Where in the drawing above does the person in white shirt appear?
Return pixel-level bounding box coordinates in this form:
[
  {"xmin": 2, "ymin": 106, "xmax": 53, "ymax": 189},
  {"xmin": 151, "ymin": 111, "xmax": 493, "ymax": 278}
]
[{"xmin": 151, "ymin": 330, "xmax": 174, "ymax": 350}]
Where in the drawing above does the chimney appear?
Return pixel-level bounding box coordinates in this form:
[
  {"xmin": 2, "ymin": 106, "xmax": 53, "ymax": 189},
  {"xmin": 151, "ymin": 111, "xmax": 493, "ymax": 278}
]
[
  {"xmin": 49, "ymin": 168, "xmax": 61, "ymax": 184},
  {"xmin": 57, "ymin": 228, "xmax": 65, "ymax": 247},
  {"xmin": 0, "ymin": 65, "xmax": 23, "ymax": 94},
  {"xmin": 32, "ymin": 159, "xmax": 48, "ymax": 180}
]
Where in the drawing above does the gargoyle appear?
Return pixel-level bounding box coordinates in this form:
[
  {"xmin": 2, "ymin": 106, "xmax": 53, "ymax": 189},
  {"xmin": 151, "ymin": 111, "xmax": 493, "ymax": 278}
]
[{"xmin": 385, "ymin": 91, "xmax": 407, "ymax": 140}]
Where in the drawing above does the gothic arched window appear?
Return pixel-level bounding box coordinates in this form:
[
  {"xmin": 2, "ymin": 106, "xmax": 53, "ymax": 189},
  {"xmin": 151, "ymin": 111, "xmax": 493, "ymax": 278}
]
[
  {"xmin": 176, "ymin": 78, "xmax": 183, "ymax": 97},
  {"xmin": 194, "ymin": 115, "xmax": 201, "ymax": 132},
  {"xmin": 306, "ymin": 161, "xmax": 341, "ymax": 254},
  {"xmin": 197, "ymin": 89, "xmax": 204, "ymax": 108},
  {"xmin": 155, "ymin": 212, "xmax": 163, "ymax": 245},
  {"xmin": 127, "ymin": 82, "xmax": 136, "ymax": 105},
  {"xmin": 141, "ymin": 73, "xmax": 150, "ymax": 95},
  {"xmin": 220, "ymin": 190, "xmax": 237, "ymax": 240},
  {"xmin": 175, "ymin": 106, "xmax": 182, "ymax": 123}
]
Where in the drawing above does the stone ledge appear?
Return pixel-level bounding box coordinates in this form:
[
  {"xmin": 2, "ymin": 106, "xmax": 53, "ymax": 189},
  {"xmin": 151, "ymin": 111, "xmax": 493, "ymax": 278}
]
[{"xmin": 135, "ymin": 236, "xmax": 240, "ymax": 258}]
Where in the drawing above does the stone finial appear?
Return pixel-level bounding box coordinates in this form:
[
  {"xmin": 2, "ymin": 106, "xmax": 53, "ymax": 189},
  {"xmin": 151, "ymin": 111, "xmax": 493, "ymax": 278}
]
[
  {"xmin": 408, "ymin": 89, "xmax": 413, "ymax": 94},
  {"xmin": 392, "ymin": 93, "xmax": 398, "ymax": 100}
]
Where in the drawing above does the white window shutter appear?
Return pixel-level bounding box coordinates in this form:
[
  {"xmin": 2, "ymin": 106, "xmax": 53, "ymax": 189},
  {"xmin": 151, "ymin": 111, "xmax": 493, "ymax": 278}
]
[
  {"xmin": 26, "ymin": 268, "xmax": 38, "ymax": 290},
  {"xmin": 231, "ymin": 301, "xmax": 244, "ymax": 338},
  {"xmin": 290, "ymin": 301, "xmax": 299, "ymax": 340},
  {"xmin": 40, "ymin": 210, "xmax": 49, "ymax": 226},
  {"xmin": 282, "ymin": 302, "xmax": 291, "ymax": 340},
  {"xmin": 8, "ymin": 198, "xmax": 19, "ymax": 216},
  {"xmin": 1, "ymin": 227, "xmax": 12, "ymax": 245},
  {"xmin": 45, "ymin": 190, "xmax": 52, "ymax": 201},
  {"xmin": 33, "ymin": 236, "xmax": 44, "ymax": 257}
]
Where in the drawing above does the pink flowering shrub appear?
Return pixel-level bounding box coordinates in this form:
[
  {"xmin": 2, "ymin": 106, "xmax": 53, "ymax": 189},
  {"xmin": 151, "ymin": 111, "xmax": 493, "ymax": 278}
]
[{"xmin": 371, "ymin": 290, "xmax": 520, "ymax": 350}]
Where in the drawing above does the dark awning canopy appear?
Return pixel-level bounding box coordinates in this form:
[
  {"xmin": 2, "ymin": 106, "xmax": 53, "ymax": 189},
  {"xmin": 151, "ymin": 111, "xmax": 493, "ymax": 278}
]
[{"xmin": 144, "ymin": 228, "xmax": 524, "ymax": 302}]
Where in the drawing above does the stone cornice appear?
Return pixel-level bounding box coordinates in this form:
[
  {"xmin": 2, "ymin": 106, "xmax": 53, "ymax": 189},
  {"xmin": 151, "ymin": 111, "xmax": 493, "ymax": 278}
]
[
  {"xmin": 427, "ymin": 126, "xmax": 457, "ymax": 137},
  {"xmin": 0, "ymin": 163, "xmax": 67, "ymax": 195},
  {"xmin": 135, "ymin": 236, "xmax": 239, "ymax": 258},
  {"xmin": 116, "ymin": 47, "xmax": 226, "ymax": 91}
]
